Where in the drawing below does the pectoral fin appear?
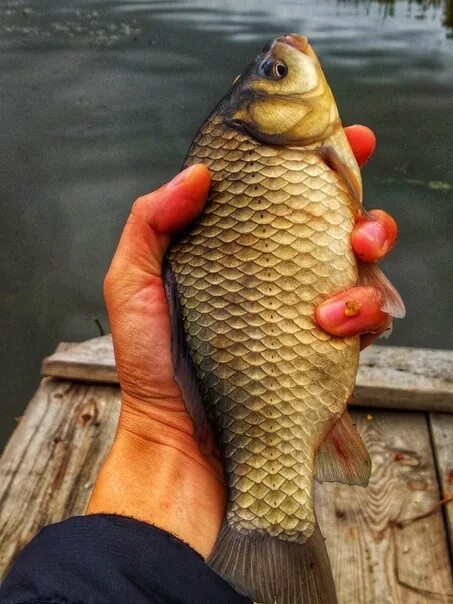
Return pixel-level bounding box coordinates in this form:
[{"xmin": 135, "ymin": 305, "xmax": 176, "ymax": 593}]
[
  {"xmin": 163, "ymin": 258, "xmax": 213, "ymax": 454},
  {"xmin": 318, "ymin": 144, "xmax": 363, "ymax": 211},
  {"xmin": 315, "ymin": 410, "xmax": 371, "ymax": 487}
]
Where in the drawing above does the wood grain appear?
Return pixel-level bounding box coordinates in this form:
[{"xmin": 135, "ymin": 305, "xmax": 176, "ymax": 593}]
[
  {"xmin": 41, "ymin": 336, "xmax": 453, "ymax": 413},
  {"xmin": 0, "ymin": 377, "xmax": 120, "ymax": 577},
  {"xmin": 2, "ymin": 363, "xmax": 452, "ymax": 600},
  {"xmin": 429, "ymin": 413, "xmax": 453, "ymax": 556},
  {"xmin": 41, "ymin": 335, "xmax": 115, "ymax": 384},
  {"xmin": 317, "ymin": 411, "xmax": 453, "ymax": 603},
  {"xmin": 357, "ymin": 346, "xmax": 453, "ymax": 413}
]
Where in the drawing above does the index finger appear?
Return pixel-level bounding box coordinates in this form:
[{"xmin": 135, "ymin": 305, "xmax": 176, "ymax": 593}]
[{"xmin": 344, "ymin": 125, "xmax": 376, "ymax": 168}]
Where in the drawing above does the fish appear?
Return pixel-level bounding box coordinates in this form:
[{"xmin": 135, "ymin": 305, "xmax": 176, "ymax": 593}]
[{"xmin": 165, "ymin": 34, "xmax": 405, "ymax": 604}]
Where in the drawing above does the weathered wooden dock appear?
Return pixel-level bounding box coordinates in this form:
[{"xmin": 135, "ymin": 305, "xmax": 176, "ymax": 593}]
[{"xmin": 1, "ymin": 336, "xmax": 452, "ymax": 603}]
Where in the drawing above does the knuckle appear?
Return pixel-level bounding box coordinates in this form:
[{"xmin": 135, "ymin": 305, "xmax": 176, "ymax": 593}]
[
  {"xmin": 131, "ymin": 194, "xmax": 152, "ymax": 219},
  {"xmin": 131, "ymin": 196, "xmax": 144, "ymax": 212},
  {"xmin": 103, "ymin": 270, "xmax": 116, "ymax": 300}
]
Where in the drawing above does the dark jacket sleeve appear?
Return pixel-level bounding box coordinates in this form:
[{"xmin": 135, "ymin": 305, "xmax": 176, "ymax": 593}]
[{"xmin": 0, "ymin": 514, "xmax": 251, "ymax": 604}]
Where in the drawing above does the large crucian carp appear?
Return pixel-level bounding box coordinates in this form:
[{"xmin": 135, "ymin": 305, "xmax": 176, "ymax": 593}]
[{"xmin": 165, "ymin": 33, "xmax": 405, "ymax": 604}]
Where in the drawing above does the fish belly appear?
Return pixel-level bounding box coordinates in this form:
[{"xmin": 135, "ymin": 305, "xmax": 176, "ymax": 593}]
[{"xmin": 169, "ymin": 115, "xmax": 359, "ymax": 543}]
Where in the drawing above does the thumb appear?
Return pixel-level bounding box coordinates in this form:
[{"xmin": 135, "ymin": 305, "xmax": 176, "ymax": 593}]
[
  {"xmin": 106, "ymin": 164, "xmax": 211, "ymax": 292},
  {"xmin": 132, "ymin": 163, "xmax": 211, "ymax": 239}
]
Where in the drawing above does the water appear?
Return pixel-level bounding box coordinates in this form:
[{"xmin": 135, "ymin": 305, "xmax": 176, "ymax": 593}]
[{"xmin": 1, "ymin": 0, "xmax": 452, "ymax": 449}]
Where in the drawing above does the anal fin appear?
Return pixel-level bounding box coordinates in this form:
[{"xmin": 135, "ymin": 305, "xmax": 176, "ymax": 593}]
[{"xmin": 315, "ymin": 410, "xmax": 371, "ymax": 487}]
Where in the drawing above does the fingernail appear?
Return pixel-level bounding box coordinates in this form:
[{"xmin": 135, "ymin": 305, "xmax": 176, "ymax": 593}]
[
  {"xmin": 316, "ymin": 288, "xmax": 387, "ymax": 337},
  {"xmin": 361, "ymin": 219, "xmax": 387, "ymax": 248},
  {"xmin": 317, "ymin": 299, "xmax": 356, "ymax": 331},
  {"xmin": 352, "ymin": 214, "xmax": 393, "ymax": 263},
  {"xmin": 344, "ymin": 300, "xmax": 362, "ymax": 317},
  {"xmin": 345, "ymin": 125, "xmax": 376, "ymax": 167},
  {"xmin": 168, "ymin": 165, "xmax": 197, "ymax": 188}
]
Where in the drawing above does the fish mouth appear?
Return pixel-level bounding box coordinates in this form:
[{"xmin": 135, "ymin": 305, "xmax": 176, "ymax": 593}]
[{"xmin": 276, "ymin": 33, "xmax": 309, "ymax": 54}]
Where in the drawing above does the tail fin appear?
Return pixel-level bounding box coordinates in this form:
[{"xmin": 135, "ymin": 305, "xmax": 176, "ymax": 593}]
[{"xmin": 208, "ymin": 521, "xmax": 338, "ymax": 604}]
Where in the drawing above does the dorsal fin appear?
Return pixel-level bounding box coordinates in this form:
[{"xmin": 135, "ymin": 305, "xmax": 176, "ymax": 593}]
[{"xmin": 163, "ymin": 258, "xmax": 213, "ymax": 454}]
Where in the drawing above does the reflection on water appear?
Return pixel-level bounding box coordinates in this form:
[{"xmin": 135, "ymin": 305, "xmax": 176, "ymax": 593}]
[
  {"xmin": 342, "ymin": 0, "xmax": 452, "ymax": 22},
  {"xmin": 1, "ymin": 0, "xmax": 452, "ymax": 448},
  {"xmin": 340, "ymin": 0, "xmax": 453, "ymax": 31},
  {"xmin": 444, "ymin": 0, "xmax": 453, "ymax": 28}
]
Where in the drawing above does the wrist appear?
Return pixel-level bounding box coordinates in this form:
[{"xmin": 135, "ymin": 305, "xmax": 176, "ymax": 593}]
[{"xmin": 87, "ymin": 396, "xmax": 226, "ymax": 558}]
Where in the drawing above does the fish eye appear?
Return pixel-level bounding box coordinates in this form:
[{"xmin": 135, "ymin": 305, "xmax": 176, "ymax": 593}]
[
  {"xmin": 259, "ymin": 59, "xmax": 288, "ymax": 80},
  {"xmin": 274, "ymin": 62, "xmax": 288, "ymax": 79}
]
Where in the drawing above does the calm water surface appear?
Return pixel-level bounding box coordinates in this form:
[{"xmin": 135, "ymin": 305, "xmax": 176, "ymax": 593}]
[{"xmin": 1, "ymin": 0, "xmax": 452, "ymax": 448}]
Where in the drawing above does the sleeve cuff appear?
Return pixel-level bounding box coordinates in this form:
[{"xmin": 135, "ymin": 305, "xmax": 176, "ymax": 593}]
[{"xmin": 0, "ymin": 514, "xmax": 251, "ymax": 604}]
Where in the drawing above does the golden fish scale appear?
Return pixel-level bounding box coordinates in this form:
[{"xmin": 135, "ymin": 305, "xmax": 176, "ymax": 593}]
[{"xmin": 169, "ymin": 114, "xmax": 359, "ymax": 542}]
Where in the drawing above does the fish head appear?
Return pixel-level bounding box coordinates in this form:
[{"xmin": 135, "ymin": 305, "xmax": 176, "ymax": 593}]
[{"xmin": 221, "ymin": 34, "xmax": 340, "ymax": 146}]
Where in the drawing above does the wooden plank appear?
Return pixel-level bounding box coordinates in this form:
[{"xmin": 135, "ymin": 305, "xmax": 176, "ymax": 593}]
[
  {"xmin": 41, "ymin": 335, "xmax": 116, "ymax": 384},
  {"xmin": 356, "ymin": 346, "xmax": 453, "ymax": 413},
  {"xmin": 41, "ymin": 336, "xmax": 453, "ymax": 413},
  {"xmin": 0, "ymin": 377, "xmax": 120, "ymax": 578},
  {"xmin": 1, "ymin": 375, "xmax": 452, "ymax": 599},
  {"xmin": 317, "ymin": 411, "xmax": 453, "ymax": 603},
  {"xmin": 429, "ymin": 413, "xmax": 453, "ymax": 555}
]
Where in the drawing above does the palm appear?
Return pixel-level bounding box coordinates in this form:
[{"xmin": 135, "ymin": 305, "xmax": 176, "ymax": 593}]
[{"xmin": 108, "ymin": 276, "xmax": 181, "ymax": 405}]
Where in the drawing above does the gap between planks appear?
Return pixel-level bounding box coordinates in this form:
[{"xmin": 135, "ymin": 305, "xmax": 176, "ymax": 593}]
[
  {"xmin": 317, "ymin": 411, "xmax": 453, "ymax": 603},
  {"xmin": 429, "ymin": 413, "xmax": 453, "ymax": 560}
]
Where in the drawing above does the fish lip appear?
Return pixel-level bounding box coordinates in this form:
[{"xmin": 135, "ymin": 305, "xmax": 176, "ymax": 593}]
[{"xmin": 276, "ymin": 33, "xmax": 309, "ymax": 54}]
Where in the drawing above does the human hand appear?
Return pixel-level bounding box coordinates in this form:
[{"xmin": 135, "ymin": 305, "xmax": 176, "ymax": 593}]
[
  {"xmin": 87, "ymin": 125, "xmax": 397, "ymax": 559},
  {"xmin": 87, "ymin": 165, "xmax": 225, "ymax": 558},
  {"xmin": 316, "ymin": 125, "xmax": 398, "ymax": 349}
]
